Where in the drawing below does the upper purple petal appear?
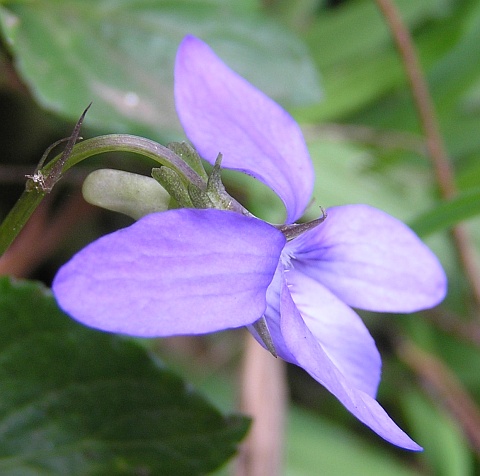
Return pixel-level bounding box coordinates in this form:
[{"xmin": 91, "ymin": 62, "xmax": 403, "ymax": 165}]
[
  {"xmin": 53, "ymin": 209, "xmax": 285, "ymax": 337},
  {"xmin": 285, "ymin": 268, "xmax": 381, "ymax": 397},
  {"xmin": 174, "ymin": 35, "xmax": 314, "ymax": 223},
  {"xmin": 277, "ymin": 278, "xmax": 422, "ymax": 450},
  {"xmin": 287, "ymin": 204, "xmax": 447, "ymax": 312}
]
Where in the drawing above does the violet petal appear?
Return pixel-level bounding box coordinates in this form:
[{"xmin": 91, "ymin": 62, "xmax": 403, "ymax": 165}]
[
  {"xmin": 285, "ymin": 268, "xmax": 381, "ymax": 397},
  {"xmin": 174, "ymin": 35, "xmax": 314, "ymax": 223},
  {"xmin": 288, "ymin": 204, "xmax": 447, "ymax": 312},
  {"xmin": 278, "ymin": 278, "xmax": 422, "ymax": 450},
  {"xmin": 53, "ymin": 209, "xmax": 285, "ymax": 337}
]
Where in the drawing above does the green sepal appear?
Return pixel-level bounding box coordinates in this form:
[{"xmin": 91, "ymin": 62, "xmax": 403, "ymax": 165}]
[
  {"xmin": 252, "ymin": 316, "xmax": 278, "ymax": 358},
  {"xmin": 277, "ymin": 208, "xmax": 328, "ymax": 241},
  {"xmin": 151, "ymin": 166, "xmax": 194, "ymax": 208},
  {"xmin": 187, "ymin": 182, "xmax": 216, "ymax": 209},
  {"xmin": 205, "ymin": 154, "xmax": 234, "ymax": 210},
  {"xmin": 168, "ymin": 142, "xmax": 209, "ymax": 183},
  {"xmin": 204, "ymin": 154, "xmax": 252, "ymax": 215}
]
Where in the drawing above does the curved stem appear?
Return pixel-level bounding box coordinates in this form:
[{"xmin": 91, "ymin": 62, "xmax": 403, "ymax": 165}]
[
  {"xmin": 0, "ymin": 134, "xmax": 206, "ymax": 256},
  {"xmin": 59, "ymin": 135, "xmax": 206, "ymax": 188}
]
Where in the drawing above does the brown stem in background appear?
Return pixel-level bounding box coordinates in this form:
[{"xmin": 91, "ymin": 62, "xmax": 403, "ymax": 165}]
[
  {"xmin": 425, "ymin": 308, "xmax": 480, "ymax": 347},
  {"xmin": 375, "ymin": 0, "xmax": 454, "ymax": 196},
  {"xmin": 235, "ymin": 332, "xmax": 287, "ymax": 476},
  {"xmin": 375, "ymin": 0, "xmax": 480, "ymax": 308},
  {"xmin": 398, "ymin": 340, "xmax": 480, "ymax": 456}
]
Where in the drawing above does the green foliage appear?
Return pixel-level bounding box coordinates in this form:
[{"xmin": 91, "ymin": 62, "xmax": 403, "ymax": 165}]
[
  {"xmin": 286, "ymin": 407, "xmax": 420, "ymax": 476},
  {"xmin": 410, "ymin": 187, "xmax": 480, "ymax": 237},
  {"xmin": 0, "ymin": 0, "xmax": 320, "ymax": 140},
  {"xmin": 402, "ymin": 391, "xmax": 473, "ymax": 476},
  {"xmin": 300, "ymin": 0, "xmax": 457, "ymax": 121},
  {"xmin": 0, "ymin": 278, "xmax": 249, "ymax": 475}
]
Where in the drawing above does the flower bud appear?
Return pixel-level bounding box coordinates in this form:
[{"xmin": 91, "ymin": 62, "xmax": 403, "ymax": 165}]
[{"xmin": 82, "ymin": 169, "xmax": 170, "ymax": 220}]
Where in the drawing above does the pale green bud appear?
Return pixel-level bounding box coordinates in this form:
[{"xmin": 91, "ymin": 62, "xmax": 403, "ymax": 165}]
[{"xmin": 82, "ymin": 169, "xmax": 170, "ymax": 220}]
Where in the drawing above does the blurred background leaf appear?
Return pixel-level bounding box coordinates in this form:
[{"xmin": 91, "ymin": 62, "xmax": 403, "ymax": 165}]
[
  {"xmin": 0, "ymin": 0, "xmax": 321, "ymax": 141},
  {"xmin": 402, "ymin": 390, "xmax": 473, "ymax": 476},
  {"xmin": 409, "ymin": 187, "xmax": 480, "ymax": 237}
]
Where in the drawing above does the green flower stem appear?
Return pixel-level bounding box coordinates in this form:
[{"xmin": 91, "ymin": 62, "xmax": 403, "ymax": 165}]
[
  {"xmin": 57, "ymin": 134, "xmax": 206, "ymax": 188},
  {"xmin": 0, "ymin": 189, "xmax": 46, "ymax": 256},
  {"xmin": 0, "ymin": 134, "xmax": 206, "ymax": 256}
]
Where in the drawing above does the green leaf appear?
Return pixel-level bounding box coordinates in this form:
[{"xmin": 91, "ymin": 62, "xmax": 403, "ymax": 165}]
[
  {"xmin": 286, "ymin": 407, "xmax": 420, "ymax": 476},
  {"xmin": 299, "ymin": 0, "xmax": 455, "ymax": 121},
  {"xmin": 428, "ymin": 0, "xmax": 480, "ymax": 115},
  {"xmin": 409, "ymin": 187, "xmax": 480, "ymax": 237},
  {"xmin": 402, "ymin": 390, "xmax": 473, "ymax": 476},
  {"xmin": 306, "ymin": 139, "xmax": 434, "ymax": 223},
  {"xmin": 0, "ymin": 277, "xmax": 249, "ymax": 475},
  {"xmin": 0, "ymin": 0, "xmax": 320, "ymax": 140}
]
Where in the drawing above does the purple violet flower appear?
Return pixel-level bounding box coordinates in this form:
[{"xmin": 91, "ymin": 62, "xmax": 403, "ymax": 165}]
[{"xmin": 53, "ymin": 35, "xmax": 447, "ymax": 451}]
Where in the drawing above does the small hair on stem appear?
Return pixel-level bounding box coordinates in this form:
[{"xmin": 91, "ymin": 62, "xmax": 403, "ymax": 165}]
[{"xmin": 25, "ymin": 103, "xmax": 92, "ymax": 193}]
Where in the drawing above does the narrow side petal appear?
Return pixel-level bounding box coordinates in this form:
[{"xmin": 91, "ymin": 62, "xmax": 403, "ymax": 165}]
[
  {"xmin": 53, "ymin": 209, "xmax": 285, "ymax": 337},
  {"xmin": 289, "ymin": 204, "xmax": 447, "ymax": 312},
  {"xmin": 174, "ymin": 35, "xmax": 314, "ymax": 223},
  {"xmin": 286, "ymin": 269, "xmax": 381, "ymax": 397},
  {"xmin": 278, "ymin": 280, "xmax": 422, "ymax": 451}
]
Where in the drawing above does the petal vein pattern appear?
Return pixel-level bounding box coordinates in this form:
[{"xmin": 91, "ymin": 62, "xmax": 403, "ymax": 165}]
[
  {"xmin": 251, "ymin": 264, "xmax": 420, "ymax": 449},
  {"xmin": 285, "ymin": 269, "xmax": 381, "ymax": 397},
  {"xmin": 174, "ymin": 35, "xmax": 314, "ymax": 223},
  {"xmin": 288, "ymin": 204, "xmax": 447, "ymax": 312},
  {"xmin": 53, "ymin": 209, "xmax": 285, "ymax": 337},
  {"xmin": 278, "ymin": 279, "xmax": 422, "ymax": 451}
]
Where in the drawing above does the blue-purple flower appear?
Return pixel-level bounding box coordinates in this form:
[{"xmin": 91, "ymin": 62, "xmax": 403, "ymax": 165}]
[{"xmin": 53, "ymin": 35, "xmax": 447, "ymax": 450}]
